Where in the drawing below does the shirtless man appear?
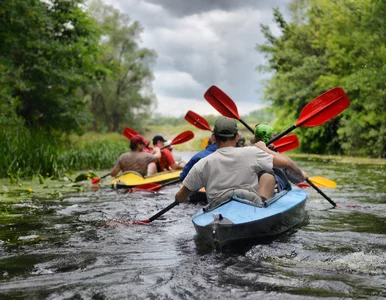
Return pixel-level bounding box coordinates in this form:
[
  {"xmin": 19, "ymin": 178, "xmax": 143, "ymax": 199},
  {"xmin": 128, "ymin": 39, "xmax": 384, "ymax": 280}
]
[{"xmin": 111, "ymin": 135, "xmax": 161, "ymax": 177}]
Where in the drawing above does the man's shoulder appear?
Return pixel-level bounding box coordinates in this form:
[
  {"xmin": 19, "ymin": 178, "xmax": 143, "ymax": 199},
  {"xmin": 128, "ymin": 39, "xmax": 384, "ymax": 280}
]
[
  {"xmin": 192, "ymin": 151, "xmax": 213, "ymax": 168},
  {"xmin": 119, "ymin": 151, "xmax": 132, "ymax": 158},
  {"xmin": 232, "ymin": 146, "xmax": 272, "ymax": 160},
  {"xmin": 239, "ymin": 146, "xmax": 265, "ymax": 154},
  {"xmin": 129, "ymin": 151, "xmax": 154, "ymax": 158}
]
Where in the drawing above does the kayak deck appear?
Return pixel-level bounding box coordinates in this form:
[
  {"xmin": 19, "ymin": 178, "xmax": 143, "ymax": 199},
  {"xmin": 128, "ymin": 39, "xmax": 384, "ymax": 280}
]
[
  {"xmin": 110, "ymin": 170, "xmax": 181, "ymax": 187},
  {"xmin": 192, "ymin": 187, "xmax": 307, "ymax": 247}
]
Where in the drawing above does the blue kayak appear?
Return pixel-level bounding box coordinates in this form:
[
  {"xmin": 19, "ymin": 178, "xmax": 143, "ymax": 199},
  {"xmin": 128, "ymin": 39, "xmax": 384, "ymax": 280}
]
[{"xmin": 192, "ymin": 186, "xmax": 307, "ymax": 247}]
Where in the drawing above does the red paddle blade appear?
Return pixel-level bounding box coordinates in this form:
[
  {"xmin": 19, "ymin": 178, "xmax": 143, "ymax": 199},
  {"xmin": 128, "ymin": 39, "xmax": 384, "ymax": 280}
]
[
  {"xmin": 297, "ymin": 183, "xmax": 311, "ymax": 188},
  {"xmin": 132, "ymin": 183, "xmax": 162, "ymax": 192},
  {"xmin": 273, "ymin": 134, "xmax": 299, "ymax": 152},
  {"xmin": 204, "ymin": 85, "xmax": 240, "ymax": 120},
  {"xmin": 185, "ymin": 110, "xmax": 212, "ymax": 131},
  {"xmin": 123, "ymin": 127, "xmax": 139, "ymax": 140},
  {"xmin": 169, "ymin": 130, "xmax": 194, "ymax": 146},
  {"xmin": 296, "ymin": 87, "xmax": 350, "ymax": 127},
  {"xmin": 131, "ymin": 219, "xmax": 150, "ymax": 225},
  {"xmin": 91, "ymin": 178, "xmax": 101, "ymax": 184}
]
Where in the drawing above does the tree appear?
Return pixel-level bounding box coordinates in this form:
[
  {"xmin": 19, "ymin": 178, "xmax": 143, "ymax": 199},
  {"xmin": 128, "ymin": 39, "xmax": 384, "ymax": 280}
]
[
  {"xmin": 88, "ymin": 0, "xmax": 157, "ymax": 132},
  {"xmin": 0, "ymin": 0, "xmax": 102, "ymax": 133},
  {"xmin": 257, "ymin": 0, "xmax": 386, "ymax": 157},
  {"xmin": 244, "ymin": 107, "xmax": 276, "ymax": 125}
]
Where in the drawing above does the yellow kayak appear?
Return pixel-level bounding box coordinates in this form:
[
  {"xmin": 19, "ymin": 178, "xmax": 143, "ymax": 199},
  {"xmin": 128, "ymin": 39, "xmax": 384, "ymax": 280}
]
[{"xmin": 110, "ymin": 170, "xmax": 181, "ymax": 187}]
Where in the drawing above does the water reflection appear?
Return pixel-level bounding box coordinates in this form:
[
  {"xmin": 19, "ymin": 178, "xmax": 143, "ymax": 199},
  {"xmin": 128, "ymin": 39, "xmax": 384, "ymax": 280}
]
[{"xmin": 0, "ymin": 154, "xmax": 385, "ymax": 299}]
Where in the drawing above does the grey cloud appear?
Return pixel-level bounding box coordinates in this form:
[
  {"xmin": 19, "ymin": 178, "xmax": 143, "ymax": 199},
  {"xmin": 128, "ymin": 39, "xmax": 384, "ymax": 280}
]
[
  {"xmin": 102, "ymin": 0, "xmax": 291, "ymax": 115},
  {"xmin": 144, "ymin": 0, "xmax": 291, "ymax": 17}
]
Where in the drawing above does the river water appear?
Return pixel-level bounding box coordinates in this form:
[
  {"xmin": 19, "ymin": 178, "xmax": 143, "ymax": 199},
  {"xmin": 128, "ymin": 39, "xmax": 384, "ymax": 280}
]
[{"xmin": 0, "ymin": 153, "xmax": 385, "ymax": 299}]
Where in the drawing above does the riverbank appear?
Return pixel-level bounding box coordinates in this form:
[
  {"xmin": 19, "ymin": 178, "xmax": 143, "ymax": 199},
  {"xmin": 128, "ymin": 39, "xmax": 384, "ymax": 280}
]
[
  {"xmin": 289, "ymin": 153, "xmax": 386, "ymax": 165},
  {"xmin": 2, "ymin": 125, "xmax": 385, "ymax": 182}
]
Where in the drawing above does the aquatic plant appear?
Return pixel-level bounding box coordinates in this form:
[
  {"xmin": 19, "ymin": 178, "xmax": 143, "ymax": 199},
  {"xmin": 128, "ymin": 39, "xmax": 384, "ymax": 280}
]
[{"xmin": 0, "ymin": 126, "xmax": 128, "ymax": 179}]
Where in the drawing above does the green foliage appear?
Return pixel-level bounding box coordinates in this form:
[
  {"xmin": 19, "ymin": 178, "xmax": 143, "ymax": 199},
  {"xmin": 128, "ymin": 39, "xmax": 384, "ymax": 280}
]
[
  {"xmin": 87, "ymin": 0, "xmax": 157, "ymax": 133},
  {"xmin": 147, "ymin": 114, "xmax": 186, "ymax": 126},
  {"xmin": 0, "ymin": 126, "xmax": 128, "ymax": 178},
  {"xmin": 258, "ymin": 0, "xmax": 386, "ymax": 157},
  {"xmin": 0, "ymin": 0, "xmax": 102, "ymax": 134},
  {"xmin": 243, "ymin": 107, "xmax": 276, "ymax": 125}
]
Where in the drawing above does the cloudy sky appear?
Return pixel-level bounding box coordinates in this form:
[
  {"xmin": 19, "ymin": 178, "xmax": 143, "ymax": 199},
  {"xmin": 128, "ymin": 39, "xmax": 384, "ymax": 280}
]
[{"xmin": 103, "ymin": 0, "xmax": 291, "ymax": 117}]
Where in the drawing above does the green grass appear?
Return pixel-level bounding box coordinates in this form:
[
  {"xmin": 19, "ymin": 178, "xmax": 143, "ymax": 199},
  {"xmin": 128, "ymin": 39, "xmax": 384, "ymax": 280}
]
[
  {"xmin": 289, "ymin": 153, "xmax": 386, "ymax": 165},
  {"xmin": 0, "ymin": 127, "xmax": 130, "ymax": 179}
]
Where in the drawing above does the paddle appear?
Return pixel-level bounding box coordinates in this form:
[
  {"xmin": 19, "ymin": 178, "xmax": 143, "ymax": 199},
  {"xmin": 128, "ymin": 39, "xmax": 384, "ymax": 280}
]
[
  {"xmin": 132, "ymin": 201, "xmax": 179, "ymax": 224},
  {"xmin": 91, "ymin": 173, "xmax": 110, "ymax": 185},
  {"xmin": 112, "ymin": 178, "xmax": 181, "ymax": 192},
  {"xmin": 123, "ymin": 127, "xmax": 138, "ymax": 140},
  {"xmin": 272, "ymin": 134, "xmax": 299, "ymax": 153},
  {"xmin": 159, "ymin": 130, "xmax": 194, "ymax": 150},
  {"xmin": 204, "ymin": 85, "xmax": 350, "ymax": 208},
  {"xmin": 308, "ymin": 176, "xmax": 336, "ymax": 188},
  {"xmin": 296, "ymin": 176, "xmax": 336, "ymax": 188},
  {"xmin": 265, "ymin": 87, "xmax": 350, "ymax": 144},
  {"xmin": 204, "ymin": 86, "xmax": 254, "ymax": 132},
  {"xmin": 184, "ymin": 110, "xmax": 212, "ymax": 131},
  {"xmin": 124, "ymin": 128, "xmax": 194, "ymax": 149}
]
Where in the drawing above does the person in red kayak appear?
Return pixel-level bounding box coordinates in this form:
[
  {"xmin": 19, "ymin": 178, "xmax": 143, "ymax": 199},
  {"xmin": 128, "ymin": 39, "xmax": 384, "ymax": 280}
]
[
  {"xmin": 175, "ymin": 117, "xmax": 307, "ymax": 206},
  {"xmin": 110, "ymin": 135, "xmax": 161, "ymax": 177},
  {"xmin": 152, "ymin": 135, "xmax": 185, "ymax": 172}
]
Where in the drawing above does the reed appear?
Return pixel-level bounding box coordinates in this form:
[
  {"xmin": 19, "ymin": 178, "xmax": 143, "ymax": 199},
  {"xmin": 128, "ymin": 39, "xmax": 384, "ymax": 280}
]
[{"xmin": 0, "ymin": 127, "xmax": 129, "ymax": 179}]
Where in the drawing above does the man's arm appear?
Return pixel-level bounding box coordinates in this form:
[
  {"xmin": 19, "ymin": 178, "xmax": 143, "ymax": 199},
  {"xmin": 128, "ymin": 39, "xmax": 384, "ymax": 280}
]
[
  {"xmin": 254, "ymin": 141, "xmax": 307, "ymax": 183},
  {"xmin": 110, "ymin": 167, "xmax": 120, "ymax": 177},
  {"xmin": 170, "ymin": 161, "xmax": 186, "ymax": 170},
  {"xmin": 152, "ymin": 147, "xmax": 161, "ymax": 160},
  {"xmin": 175, "ymin": 185, "xmax": 193, "ymax": 203},
  {"xmin": 162, "ymin": 148, "xmax": 185, "ymax": 170},
  {"xmin": 282, "ymin": 154, "xmax": 308, "ymax": 184}
]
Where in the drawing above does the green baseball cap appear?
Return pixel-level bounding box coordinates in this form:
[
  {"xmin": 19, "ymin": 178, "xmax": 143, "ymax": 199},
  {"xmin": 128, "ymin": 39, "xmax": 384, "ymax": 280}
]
[
  {"xmin": 254, "ymin": 124, "xmax": 274, "ymax": 143},
  {"xmin": 213, "ymin": 117, "xmax": 238, "ymax": 137}
]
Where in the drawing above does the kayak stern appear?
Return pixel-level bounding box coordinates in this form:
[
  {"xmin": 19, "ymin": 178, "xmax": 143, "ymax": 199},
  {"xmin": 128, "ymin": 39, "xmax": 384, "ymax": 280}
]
[{"xmin": 192, "ymin": 187, "xmax": 307, "ymax": 248}]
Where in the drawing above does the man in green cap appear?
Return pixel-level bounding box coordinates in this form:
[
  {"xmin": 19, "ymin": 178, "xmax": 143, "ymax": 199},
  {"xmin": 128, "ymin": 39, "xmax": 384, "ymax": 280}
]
[
  {"xmin": 253, "ymin": 123, "xmax": 309, "ymax": 189},
  {"xmin": 254, "ymin": 123, "xmax": 286, "ymax": 190},
  {"xmin": 175, "ymin": 117, "xmax": 307, "ymax": 206},
  {"xmin": 254, "ymin": 123, "xmax": 274, "ymax": 144}
]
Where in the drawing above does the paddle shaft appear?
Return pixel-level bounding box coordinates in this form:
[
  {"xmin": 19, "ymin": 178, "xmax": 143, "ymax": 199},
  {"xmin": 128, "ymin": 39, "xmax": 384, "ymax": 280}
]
[
  {"xmin": 306, "ymin": 178, "xmax": 337, "ymax": 207},
  {"xmin": 229, "ymin": 112, "xmax": 298, "ymax": 151},
  {"xmin": 113, "ymin": 178, "xmax": 181, "ymax": 190},
  {"xmin": 148, "ymin": 201, "xmax": 179, "ymax": 222},
  {"xmin": 92, "ymin": 173, "xmax": 110, "ymax": 184},
  {"xmin": 239, "ymin": 119, "xmax": 254, "ymax": 133},
  {"xmin": 267, "ymin": 125, "xmax": 297, "ymax": 145},
  {"xmin": 157, "ymin": 130, "xmax": 194, "ymax": 150}
]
